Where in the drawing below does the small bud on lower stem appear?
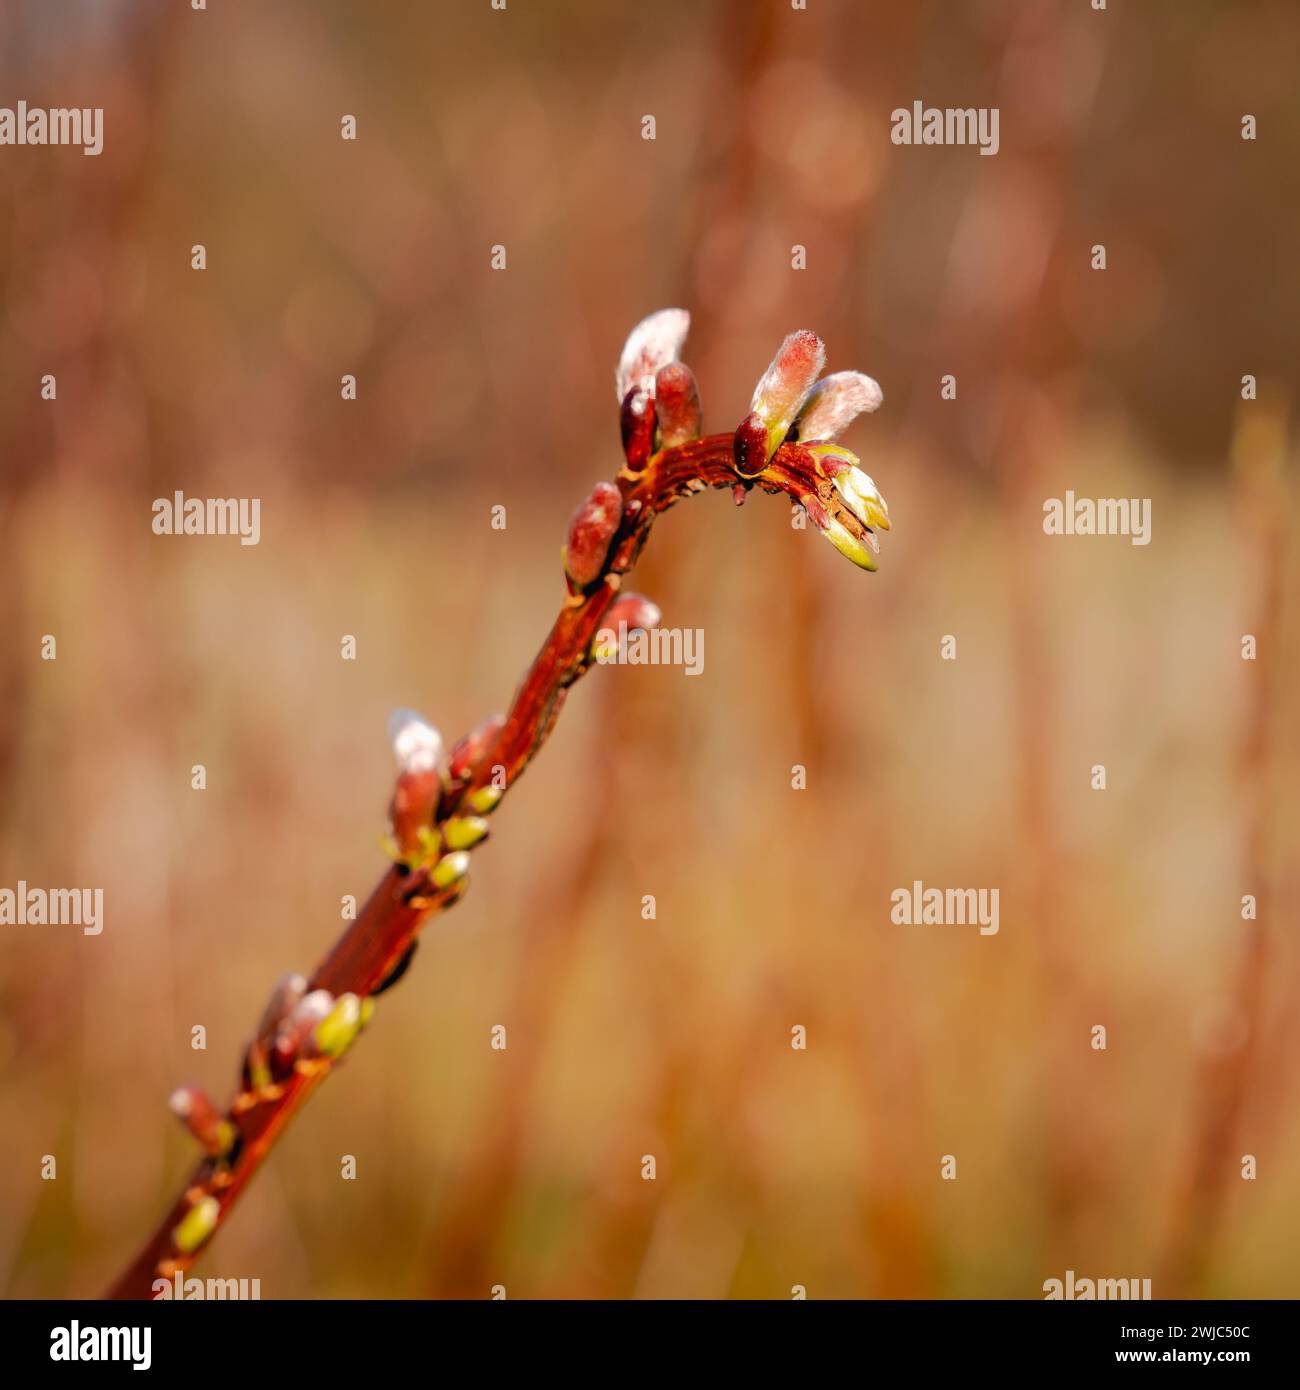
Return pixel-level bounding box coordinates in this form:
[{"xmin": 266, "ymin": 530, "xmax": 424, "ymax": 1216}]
[
  {"xmin": 389, "ymin": 767, "xmax": 443, "ymax": 860},
  {"xmin": 169, "ymin": 1086, "xmax": 236, "ymax": 1158},
  {"xmin": 272, "ymin": 990, "xmax": 334, "ymax": 1075},
  {"xmin": 443, "ymin": 815, "xmax": 490, "ymax": 850},
  {"xmin": 465, "ymin": 785, "xmax": 504, "ymax": 814},
  {"xmin": 448, "ymin": 714, "xmax": 505, "ymax": 781},
  {"xmin": 310, "ymin": 993, "xmax": 365, "ymax": 1060},
  {"xmin": 255, "ymin": 972, "xmax": 307, "ymax": 1047},
  {"xmin": 243, "ymin": 1041, "xmax": 272, "ymax": 1092},
  {"xmin": 593, "ymin": 591, "xmax": 662, "ymax": 662},
  {"xmin": 431, "ymin": 851, "xmax": 472, "ymax": 890},
  {"xmin": 606, "ymin": 592, "xmax": 661, "ymax": 633},
  {"xmin": 173, "ymin": 1196, "xmax": 220, "ymax": 1255},
  {"xmin": 564, "ymin": 481, "xmax": 624, "ymax": 588}
]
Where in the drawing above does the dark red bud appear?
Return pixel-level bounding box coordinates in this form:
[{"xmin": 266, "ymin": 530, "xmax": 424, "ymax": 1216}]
[
  {"xmin": 255, "ymin": 972, "xmax": 307, "ymax": 1049},
  {"xmin": 565, "ymin": 480, "xmax": 624, "ymax": 588},
  {"xmin": 653, "ymin": 362, "xmax": 702, "ymax": 448},
  {"xmin": 271, "ymin": 990, "xmax": 333, "ymax": 1078},
  {"xmin": 606, "ymin": 592, "xmax": 661, "ymax": 633},
  {"xmin": 733, "ymin": 412, "xmax": 769, "ymax": 478},
  {"xmin": 389, "ymin": 767, "xmax": 442, "ymax": 859},
  {"xmin": 448, "ymin": 714, "xmax": 506, "ymax": 781},
  {"xmin": 169, "ymin": 1086, "xmax": 234, "ymax": 1157},
  {"xmin": 620, "ymin": 385, "xmax": 657, "ymax": 472}
]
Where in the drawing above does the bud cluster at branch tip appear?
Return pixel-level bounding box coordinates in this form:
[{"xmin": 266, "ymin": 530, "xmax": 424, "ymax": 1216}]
[
  {"xmin": 727, "ymin": 326, "xmax": 890, "ymax": 569},
  {"xmin": 804, "ymin": 443, "xmax": 890, "ymax": 570}
]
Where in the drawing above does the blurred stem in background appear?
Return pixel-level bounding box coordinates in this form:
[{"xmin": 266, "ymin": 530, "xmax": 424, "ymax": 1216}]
[{"xmin": 1160, "ymin": 395, "xmax": 1290, "ymax": 1295}]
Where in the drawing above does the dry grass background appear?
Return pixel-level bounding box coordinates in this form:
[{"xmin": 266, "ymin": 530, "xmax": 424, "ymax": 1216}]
[{"xmin": 0, "ymin": 0, "xmax": 1297, "ymax": 1297}]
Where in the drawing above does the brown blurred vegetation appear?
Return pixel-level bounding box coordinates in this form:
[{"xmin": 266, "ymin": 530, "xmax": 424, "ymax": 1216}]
[{"xmin": 1, "ymin": 0, "xmax": 1297, "ymax": 1298}]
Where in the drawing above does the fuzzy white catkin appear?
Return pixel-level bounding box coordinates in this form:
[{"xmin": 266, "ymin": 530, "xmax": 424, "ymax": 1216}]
[{"xmin": 387, "ymin": 708, "xmax": 443, "ymax": 774}]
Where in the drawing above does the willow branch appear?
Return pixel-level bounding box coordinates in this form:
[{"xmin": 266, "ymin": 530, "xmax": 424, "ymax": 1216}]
[{"xmin": 106, "ymin": 316, "xmax": 889, "ymax": 1299}]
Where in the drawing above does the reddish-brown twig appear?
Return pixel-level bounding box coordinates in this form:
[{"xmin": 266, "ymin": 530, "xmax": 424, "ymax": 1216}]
[{"xmin": 107, "ymin": 314, "xmax": 889, "ymax": 1298}]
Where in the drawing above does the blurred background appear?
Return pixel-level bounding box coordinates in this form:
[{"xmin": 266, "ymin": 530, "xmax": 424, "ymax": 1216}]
[{"xmin": 1, "ymin": 0, "xmax": 1297, "ymax": 1298}]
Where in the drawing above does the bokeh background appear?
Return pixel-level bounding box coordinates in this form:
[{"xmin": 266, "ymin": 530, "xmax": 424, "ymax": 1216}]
[{"xmin": 1, "ymin": 0, "xmax": 1297, "ymax": 1298}]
